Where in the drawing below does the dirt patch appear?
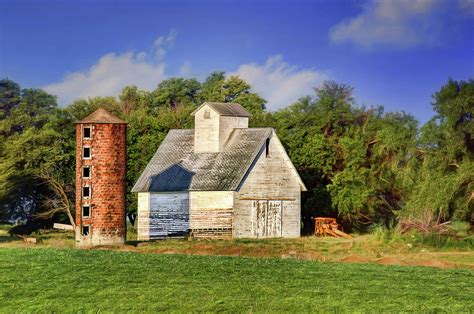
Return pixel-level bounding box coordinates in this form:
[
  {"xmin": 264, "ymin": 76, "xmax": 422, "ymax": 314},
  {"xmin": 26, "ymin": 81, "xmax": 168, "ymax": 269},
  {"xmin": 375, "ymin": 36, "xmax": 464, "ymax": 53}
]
[
  {"xmin": 150, "ymin": 248, "xmax": 182, "ymax": 255},
  {"xmin": 339, "ymin": 255, "xmax": 370, "ymax": 263},
  {"xmin": 216, "ymin": 246, "xmax": 243, "ymax": 256},
  {"xmin": 375, "ymin": 257, "xmax": 407, "ymax": 266},
  {"xmin": 116, "ymin": 245, "xmax": 139, "ymax": 252},
  {"xmin": 191, "ymin": 244, "xmax": 214, "ymax": 250},
  {"xmin": 410, "ymin": 259, "xmax": 456, "ymax": 269}
]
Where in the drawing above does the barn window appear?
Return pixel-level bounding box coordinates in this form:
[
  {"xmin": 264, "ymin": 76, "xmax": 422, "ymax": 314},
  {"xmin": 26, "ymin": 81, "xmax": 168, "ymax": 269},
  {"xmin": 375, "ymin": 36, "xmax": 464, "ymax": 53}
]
[
  {"xmin": 83, "ymin": 126, "xmax": 92, "ymax": 139},
  {"xmin": 265, "ymin": 138, "xmax": 270, "ymax": 157},
  {"xmin": 82, "ymin": 225, "xmax": 90, "ymax": 236},
  {"xmin": 83, "ymin": 186, "xmax": 91, "ymax": 198},
  {"xmin": 83, "ymin": 147, "xmax": 91, "ymax": 159},
  {"xmin": 82, "ymin": 205, "xmax": 91, "ymax": 217},
  {"xmin": 82, "ymin": 166, "xmax": 91, "ymax": 179},
  {"xmin": 204, "ymin": 109, "xmax": 211, "ymax": 119}
]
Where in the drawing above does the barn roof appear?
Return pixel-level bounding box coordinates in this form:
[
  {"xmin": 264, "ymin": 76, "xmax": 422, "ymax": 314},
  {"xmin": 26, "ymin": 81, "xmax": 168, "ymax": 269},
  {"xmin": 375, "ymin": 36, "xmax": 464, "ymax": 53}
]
[
  {"xmin": 191, "ymin": 102, "xmax": 251, "ymax": 117},
  {"xmin": 131, "ymin": 128, "xmax": 272, "ymax": 192},
  {"xmin": 76, "ymin": 108, "xmax": 127, "ymax": 124}
]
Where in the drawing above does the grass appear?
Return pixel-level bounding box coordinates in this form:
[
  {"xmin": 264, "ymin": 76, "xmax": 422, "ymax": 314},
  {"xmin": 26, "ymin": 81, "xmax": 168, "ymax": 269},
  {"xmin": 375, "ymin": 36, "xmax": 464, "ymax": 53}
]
[
  {"xmin": 0, "ymin": 248, "xmax": 473, "ymax": 312},
  {"xmin": 1, "ymin": 225, "xmax": 473, "ymax": 268}
]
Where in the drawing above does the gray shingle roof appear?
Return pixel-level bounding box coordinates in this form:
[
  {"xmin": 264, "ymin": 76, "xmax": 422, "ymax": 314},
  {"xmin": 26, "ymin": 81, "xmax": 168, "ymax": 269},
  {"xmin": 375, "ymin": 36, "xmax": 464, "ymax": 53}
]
[
  {"xmin": 131, "ymin": 128, "xmax": 273, "ymax": 192},
  {"xmin": 191, "ymin": 102, "xmax": 251, "ymax": 117}
]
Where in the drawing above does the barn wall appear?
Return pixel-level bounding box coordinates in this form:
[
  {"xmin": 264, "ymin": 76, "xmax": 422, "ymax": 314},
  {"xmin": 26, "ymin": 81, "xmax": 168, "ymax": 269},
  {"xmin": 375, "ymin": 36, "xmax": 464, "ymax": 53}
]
[
  {"xmin": 137, "ymin": 192, "xmax": 189, "ymax": 239},
  {"xmin": 234, "ymin": 131, "xmax": 301, "ymax": 238},
  {"xmin": 194, "ymin": 105, "xmax": 220, "ymax": 153},
  {"xmin": 137, "ymin": 192, "xmax": 150, "ymax": 240},
  {"xmin": 194, "ymin": 104, "xmax": 249, "ymax": 153},
  {"xmin": 219, "ymin": 116, "xmax": 248, "ymax": 150},
  {"xmin": 189, "ymin": 191, "xmax": 234, "ymax": 238}
]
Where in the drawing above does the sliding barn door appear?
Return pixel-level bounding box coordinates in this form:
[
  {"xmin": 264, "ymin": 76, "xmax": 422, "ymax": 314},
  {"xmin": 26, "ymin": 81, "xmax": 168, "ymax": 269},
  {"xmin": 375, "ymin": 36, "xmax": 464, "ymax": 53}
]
[{"xmin": 252, "ymin": 200, "xmax": 282, "ymax": 238}]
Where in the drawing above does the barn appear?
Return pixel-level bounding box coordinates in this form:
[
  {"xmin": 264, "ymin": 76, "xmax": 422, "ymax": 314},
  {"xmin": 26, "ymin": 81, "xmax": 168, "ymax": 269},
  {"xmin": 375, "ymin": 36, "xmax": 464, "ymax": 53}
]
[{"xmin": 131, "ymin": 102, "xmax": 306, "ymax": 239}]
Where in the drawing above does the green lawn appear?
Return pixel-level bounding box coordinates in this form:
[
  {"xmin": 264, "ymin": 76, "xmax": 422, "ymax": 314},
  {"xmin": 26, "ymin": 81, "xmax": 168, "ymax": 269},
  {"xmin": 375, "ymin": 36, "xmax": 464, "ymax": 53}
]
[{"xmin": 0, "ymin": 248, "xmax": 473, "ymax": 312}]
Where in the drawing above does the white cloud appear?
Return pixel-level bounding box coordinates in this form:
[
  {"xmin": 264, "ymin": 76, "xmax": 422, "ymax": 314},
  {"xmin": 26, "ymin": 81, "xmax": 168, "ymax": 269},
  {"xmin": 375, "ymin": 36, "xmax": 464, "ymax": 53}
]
[
  {"xmin": 329, "ymin": 0, "xmax": 442, "ymax": 49},
  {"xmin": 179, "ymin": 61, "xmax": 192, "ymax": 77},
  {"xmin": 44, "ymin": 31, "xmax": 178, "ymax": 105},
  {"xmin": 45, "ymin": 30, "xmax": 327, "ymax": 110},
  {"xmin": 153, "ymin": 29, "xmax": 177, "ymax": 60},
  {"xmin": 229, "ymin": 55, "xmax": 328, "ymax": 111},
  {"xmin": 45, "ymin": 52, "xmax": 165, "ymax": 106}
]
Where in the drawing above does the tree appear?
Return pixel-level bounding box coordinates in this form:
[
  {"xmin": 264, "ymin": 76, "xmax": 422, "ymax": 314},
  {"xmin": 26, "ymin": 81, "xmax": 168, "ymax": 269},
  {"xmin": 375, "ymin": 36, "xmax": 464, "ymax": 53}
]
[
  {"xmin": 151, "ymin": 78, "xmax": 201, "ymax": 109},
  {"xmin": 402, "ymin": 79, "xmax": 474, "ymax": 224},
  {"xmin": 0, "ymin": 79, "xmax": 21, "ymax": 120},
  {"xmin": 118, "ymin": 86, "xmax": 151, "ymax": 115}
]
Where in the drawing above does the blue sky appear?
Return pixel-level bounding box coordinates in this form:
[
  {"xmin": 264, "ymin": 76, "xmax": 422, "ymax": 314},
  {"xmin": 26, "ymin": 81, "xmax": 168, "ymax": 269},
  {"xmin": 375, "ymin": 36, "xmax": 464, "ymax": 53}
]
[{"xmin": 1, "ymin": 0, "xmax": 473, "ymax": 123}]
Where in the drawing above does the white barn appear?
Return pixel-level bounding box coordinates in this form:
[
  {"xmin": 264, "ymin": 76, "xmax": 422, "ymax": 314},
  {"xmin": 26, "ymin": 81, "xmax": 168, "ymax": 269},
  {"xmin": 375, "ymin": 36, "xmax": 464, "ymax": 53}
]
[{"xmin": 131, "ymin": 102, "xmax": 306, "ymax": 239}]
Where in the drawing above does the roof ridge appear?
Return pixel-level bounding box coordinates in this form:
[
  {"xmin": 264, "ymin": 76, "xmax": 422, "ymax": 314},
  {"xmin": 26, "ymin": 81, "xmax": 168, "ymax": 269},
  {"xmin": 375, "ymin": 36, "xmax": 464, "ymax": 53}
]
[
  {"xmin": 76, "ymin": 108, "xmax": 127, "ymax": 124},
  {"xmin": 191, "ymin": 102, "xmax": 251, "ymax": 117}
]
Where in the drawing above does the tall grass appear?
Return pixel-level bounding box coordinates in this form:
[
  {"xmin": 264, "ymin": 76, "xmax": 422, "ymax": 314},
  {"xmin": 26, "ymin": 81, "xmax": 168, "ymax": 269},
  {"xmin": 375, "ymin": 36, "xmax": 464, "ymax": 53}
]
[{"xmin": 370, "ymin": 222, "xmax": 473, "ymax": 250}]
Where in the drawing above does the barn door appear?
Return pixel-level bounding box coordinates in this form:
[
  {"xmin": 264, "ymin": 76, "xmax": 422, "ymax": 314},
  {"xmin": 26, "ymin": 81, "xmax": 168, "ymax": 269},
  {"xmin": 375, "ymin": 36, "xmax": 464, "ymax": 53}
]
[
  {"xmin": 267, "ymin": 201, "xmax": 282, "ymax": 237},
  {"xmin": 253, "ymin": 200, "xmax": 282, "ymax": 238}
]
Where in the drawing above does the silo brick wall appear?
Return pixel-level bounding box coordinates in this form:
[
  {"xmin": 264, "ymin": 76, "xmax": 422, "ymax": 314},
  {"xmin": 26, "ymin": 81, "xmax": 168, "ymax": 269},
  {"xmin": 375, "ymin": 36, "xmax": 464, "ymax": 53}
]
[{"xmin": 75, "ymin": 123, "xmax": 127, "ymax": 246}]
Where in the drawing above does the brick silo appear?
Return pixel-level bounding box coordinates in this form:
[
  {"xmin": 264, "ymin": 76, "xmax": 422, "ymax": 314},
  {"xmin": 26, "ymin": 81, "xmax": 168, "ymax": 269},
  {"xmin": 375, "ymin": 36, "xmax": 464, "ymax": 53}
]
[{"xmin": 75, "ymin": 108, "xmax": 127, "ymax": 247}]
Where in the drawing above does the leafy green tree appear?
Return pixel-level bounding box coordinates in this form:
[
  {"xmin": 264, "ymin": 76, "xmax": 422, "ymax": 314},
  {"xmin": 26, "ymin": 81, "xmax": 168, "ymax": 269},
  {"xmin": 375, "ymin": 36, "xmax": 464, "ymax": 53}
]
[
  {"xmin": 402, "ymin": 79, "xmax": 473, "ymax": 224},
  {"xmin": 0, "ymin": 87, "xmax": 75, "ymax": 222},
  {"xmin": 198, "ymin": 73, "xmax": 266, "ymax": 117},
  {"xmin": 0, "ymin": 79, "xmax": 21, "ymax": 120},
  {"xmin": 118, "ymin": 86, "xmax": 151, "ymax": 114},
  {"xmin": 151, "ymin": 78, "xmax": 201, "ymax": 109}
]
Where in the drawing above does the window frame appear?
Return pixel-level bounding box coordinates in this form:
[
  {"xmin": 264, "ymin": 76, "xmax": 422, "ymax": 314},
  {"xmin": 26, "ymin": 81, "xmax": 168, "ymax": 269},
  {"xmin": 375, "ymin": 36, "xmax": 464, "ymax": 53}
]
[
  {"xmin": 82, "ymin": 225, "xmax": 90, "ymax": 236},
  {"xmin": 83, "ymin": 126, "xmax": 92, "ymax": 140},
  {"xmin": 82, "ymin": 166, "xmax": 91, "ymax": 179},
  {"xmin": 82, "ymin": 204, "xmax": 91, "ymax": 218},
  {"xmin": 83, "ymin": 146, "xmax": 91, "ymax": 159},
  {"xmin": 82, "ymin": 185, "xmax": 91, "ymax": 199}
]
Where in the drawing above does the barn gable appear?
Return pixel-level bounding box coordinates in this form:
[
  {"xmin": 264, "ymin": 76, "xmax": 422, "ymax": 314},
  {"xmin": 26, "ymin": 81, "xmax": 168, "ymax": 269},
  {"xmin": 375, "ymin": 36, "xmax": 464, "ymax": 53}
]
[{"xmin": 233, "ymin": 130, "xmax": 305, "ymax": 238}]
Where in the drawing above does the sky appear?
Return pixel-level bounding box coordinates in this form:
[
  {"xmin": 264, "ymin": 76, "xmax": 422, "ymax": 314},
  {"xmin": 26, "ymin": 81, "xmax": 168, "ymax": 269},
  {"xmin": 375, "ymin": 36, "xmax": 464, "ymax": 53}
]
[{"xmin": 0, "ymin": 0, "xmax": 473, "ymax": 124}]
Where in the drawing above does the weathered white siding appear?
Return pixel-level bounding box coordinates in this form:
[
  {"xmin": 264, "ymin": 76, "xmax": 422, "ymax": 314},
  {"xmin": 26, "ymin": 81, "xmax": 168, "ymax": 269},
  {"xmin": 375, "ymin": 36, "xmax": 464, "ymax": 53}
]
[
  {"xmin": 194, "ymin": 106, "xmax": 220, "ymax": 153},
  {"xmin": 137, "ymin": 192, "xmax": 150, "ymax": 240},
  {"xmin": 137, "ymin": 192, "xmax": 189, "ymax": 239},
  {"xmin": 189, "ymin": 191, "xmax": 234, "ymax": 237},
  {"xmin": 219, "ymin": 116, "xmax": 248, "ymax": 150},
  {"xmin": 194, "ymin": 104, "xmax": 249, "ymax": 153},
  {"xmin": 234, "ymin": 131, "xmax": 302, "ymax": 238}
]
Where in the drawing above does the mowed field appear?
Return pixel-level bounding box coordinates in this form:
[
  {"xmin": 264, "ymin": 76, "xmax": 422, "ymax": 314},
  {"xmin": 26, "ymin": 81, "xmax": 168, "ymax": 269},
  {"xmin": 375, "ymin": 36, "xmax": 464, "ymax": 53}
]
[{"xmin": 0, "ymin": 248, "xmax": 473, "ymax": 312}]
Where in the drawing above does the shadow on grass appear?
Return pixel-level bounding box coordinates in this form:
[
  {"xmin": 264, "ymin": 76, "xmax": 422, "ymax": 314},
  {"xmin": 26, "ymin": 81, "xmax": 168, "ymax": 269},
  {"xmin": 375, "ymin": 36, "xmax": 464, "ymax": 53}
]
[{"xmin": 0, "ymin": 235, "xmax": 14, "ymax": 243}]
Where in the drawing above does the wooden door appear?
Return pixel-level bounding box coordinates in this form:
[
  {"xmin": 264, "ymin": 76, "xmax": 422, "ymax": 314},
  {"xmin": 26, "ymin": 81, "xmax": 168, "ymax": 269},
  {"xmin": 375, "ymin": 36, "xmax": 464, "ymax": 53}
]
[
  {"xmin": 267, "ymin": 201, "xmax": 282, "ymax": 237},
  {"xmin": 252, "ymin": 200, "xmax": 282, "ymax": 238}
]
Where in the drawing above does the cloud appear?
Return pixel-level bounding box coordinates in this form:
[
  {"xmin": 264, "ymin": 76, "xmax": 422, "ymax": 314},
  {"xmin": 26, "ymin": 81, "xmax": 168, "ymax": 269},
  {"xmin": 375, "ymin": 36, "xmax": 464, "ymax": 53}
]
[
  {"xmin": 459, "ymin": 0, "xmax": 474, "ymax": 14},
  {"xmin": 153, "ymin": 29, "xmax": 177, "ymax": 60},
  {"xmin": 329, "ymin": 0, "xmax": 443, "ymax": 49},
  {"xmin": 179, "ymin": 61, "xmax": 192, "ymax": 77},
  {"xmin": 44, "ymin": 30, "xmax": 177, "ymax": 105},
  {"xmin": 229, "ymin": 55, "xmax": 328, "ymax": 111},
  {"xmin": 45, "ymin": 30, "xmax": 327, "ymax": 110}
]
